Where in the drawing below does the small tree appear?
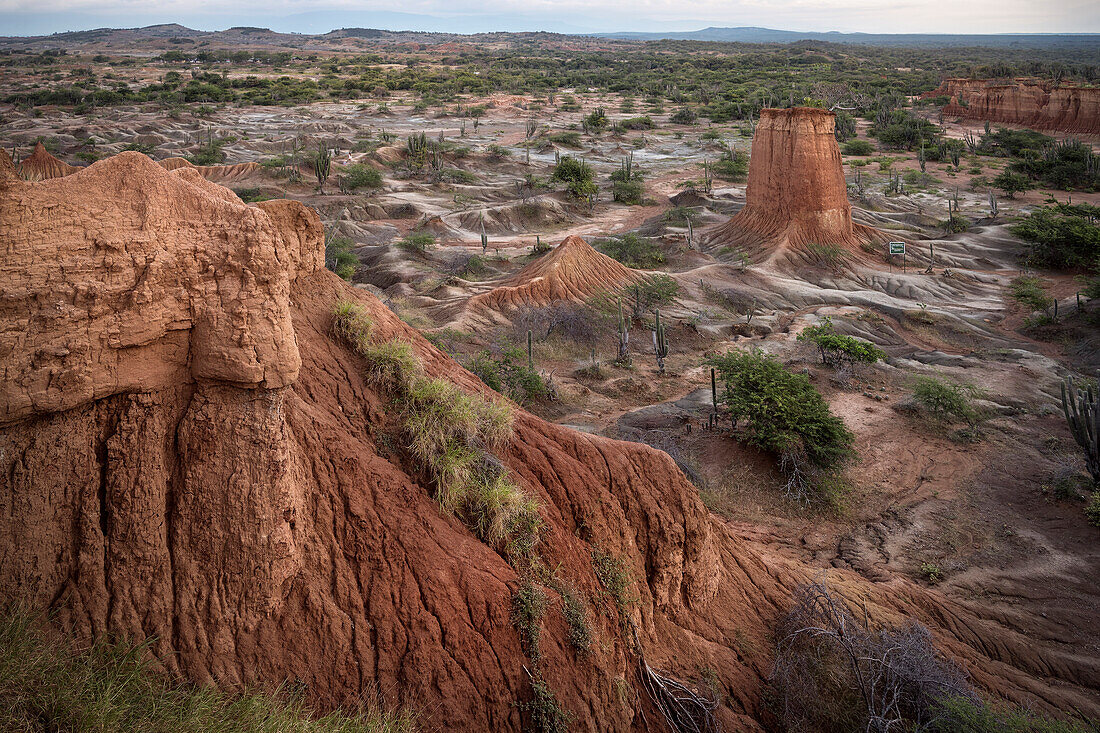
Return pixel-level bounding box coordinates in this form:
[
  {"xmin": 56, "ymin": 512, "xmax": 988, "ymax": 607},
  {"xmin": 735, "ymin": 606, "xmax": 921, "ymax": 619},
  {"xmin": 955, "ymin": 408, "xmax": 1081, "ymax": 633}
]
[
  {"xmin": 992, "ymin": 170, "xmax": 1033, "ymax": 199},
  {"xmin": 551, "ymin": 156, "xmax": 597, "ymax": 199},
  {"xmin": 797, "ymin": 318, "xmax": 886, "ymax": 366}
]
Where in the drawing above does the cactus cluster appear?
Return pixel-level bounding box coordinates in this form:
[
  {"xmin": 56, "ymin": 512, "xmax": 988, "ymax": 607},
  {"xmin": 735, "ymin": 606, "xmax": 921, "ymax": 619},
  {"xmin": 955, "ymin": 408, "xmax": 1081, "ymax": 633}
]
[
  {"xmin": 616, "ymin": 298, "xmax": 631, "ymax": 365},
  {"xmin": 1061, "ymin": 376, "xmax": 1100, "ymax": 481}
]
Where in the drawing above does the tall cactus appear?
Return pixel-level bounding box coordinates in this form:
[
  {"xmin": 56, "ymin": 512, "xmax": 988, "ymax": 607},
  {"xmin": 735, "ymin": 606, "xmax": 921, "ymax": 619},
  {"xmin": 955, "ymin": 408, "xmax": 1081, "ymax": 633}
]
[
  {"xmin": 527, "ymin": 329, "xmax": 534, "ymax": 372},
  {"xmin": 1061, "ymin": 376, "xmax": 1100, "ymax": 481},
  {"xmin": 652, "ymin": 309, "xmax": 669, "ymax": 374},
  {"xmin": 708, "ymin": 367, "xmax": 719, "ymax": 429},
  {"xmin": 616, "ymin": 298, "xmax": 630, "ymax": 365}
]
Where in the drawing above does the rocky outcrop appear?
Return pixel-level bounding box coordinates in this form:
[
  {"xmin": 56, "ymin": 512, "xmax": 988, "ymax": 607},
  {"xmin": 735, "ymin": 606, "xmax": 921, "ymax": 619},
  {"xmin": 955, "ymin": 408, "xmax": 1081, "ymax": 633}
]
[
  {"xmin": 470, "ymin": 235, "xmax": 641, "ymax": 314},
  {"xmin": 926, "ymin": 78, "xmax": 1100, "ymax": 135},
  {"xmin": 15, "ymin": 141, "xmax": 79, "ymax": 180},
  {"xmin": 158, "ymin": 156, "xmax": 264, "ymax": 182},
  {"xmin": 1, "ymin": 153, "xmax": 1098, "ymax": 730},
  {"xmin": 705, "ymin": 108, "xmax": 884, "ymax": 266}
]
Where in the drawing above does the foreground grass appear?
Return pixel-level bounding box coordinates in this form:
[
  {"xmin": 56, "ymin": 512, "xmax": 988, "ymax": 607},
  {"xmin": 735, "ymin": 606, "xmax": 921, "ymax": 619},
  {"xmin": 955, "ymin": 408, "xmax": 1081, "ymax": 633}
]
[{"xmin": 0, "ymin": 610, "xmax": 417, "ymax": 733}]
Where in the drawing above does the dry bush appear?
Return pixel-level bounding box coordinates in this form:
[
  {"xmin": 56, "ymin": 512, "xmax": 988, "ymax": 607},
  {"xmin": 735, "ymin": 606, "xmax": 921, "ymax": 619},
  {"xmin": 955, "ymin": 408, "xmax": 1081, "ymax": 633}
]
[{"xmin": 771, "ymin": 579, "xmax": 974, "ymax": 732}]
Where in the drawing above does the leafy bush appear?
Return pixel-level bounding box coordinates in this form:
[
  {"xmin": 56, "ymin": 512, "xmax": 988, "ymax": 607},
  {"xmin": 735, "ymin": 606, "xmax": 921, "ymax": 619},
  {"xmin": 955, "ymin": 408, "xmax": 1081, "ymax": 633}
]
[
  {"xmin": 930, "ymin": 695, "xmax": 1096, "ymax": 732},
  {"xmin": 911, "ymin": 376, "xmax": 980, "ymax": 423},
  {"xmin": 547, "ymin": 131, "xmax": 581, "ymax": 148},
  {"xmin": 396, "ymin": 233, "xmax": 435, "ymax": 255},
  {"xmin": 611, "ymin": 179, "xmax": 644, "ymax": 204},
  {"xmin": 622, "ymin": 273, "xmax": 679, "ymax": 308},
  {"xmin": 583, "ymin": 107, "xmax": 609, "ymax": 132},
  {"xmin": 708, "ymin": 350, "xmax": 853, "ymax": 501},
  {"xmin": 842, "ymin": 139, "xmax": 875, "ymax": 156},
  {"xmin": 797, "ymin": 318, "xmax": 886, "ymax": 365},
  {"xmin": 596, "ymin": 233, "xmax": 665, "ymax": 268},
  {"xmin": 870, "ymin": 109, "xmax": 941, "ymax": 150},
  {"xmin": 1011, "ymin": 202, "xmax": 1100, "ymax": 270},
  {"xmin": 0, "ymin": 610, "xmax": 417, "ymax": 733},
  {"xmin": 324, "ymin": 233, "xmax": 359, "ymax": 280},
  {"xmin": 551, "ymin": 156, "xmax": 597, "ymax": 199},
  {"xmin": 992, "ymin": 170, "xmax": 1033, "ymax": 198},
  {"xmin": 338, "ymin": 162, "xmax": 383, "ymax": 191},
  {"xmin": 620, "ymin": 115, "xmax": 655, "ymax": 130},
  {"xmin": 977, "ymin": 127, "xmax": 1053, "ymax": 158},
  {"xmin": 1086, "ymin": 492, "xmax": 1100, "ymax": 528},
  {"xmin": 1008, "ymin": 139, "xmax": 1100, "ymax": 191},
  {"xmin": 669, "ymin": 107, "xmax": 697, "ymax": 125},
  {"xmin": 711, "ymin": 149, "xmax": 748, "ymax": 180},
  {"xmin": 468, "ymin": 347, "xmax": 548, "ymax": 403}
]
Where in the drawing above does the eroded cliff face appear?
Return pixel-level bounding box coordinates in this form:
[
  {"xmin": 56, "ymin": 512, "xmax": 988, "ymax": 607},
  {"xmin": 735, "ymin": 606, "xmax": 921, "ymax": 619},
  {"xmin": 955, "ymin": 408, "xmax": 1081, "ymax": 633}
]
[
  {"xmin": 14, "ymin": 141, "xmax": 79, "ymax": 180},
  {"xmin": 1, "ymin": 153, "xmax": 1097, "ymax": 730},
  {"xmin": 927, "ymin": 78, "xmax": 1100, "ymax": 135},
  {"xmin": 706, "ymin": 108, "xmax": 883, "ymax": 267}
]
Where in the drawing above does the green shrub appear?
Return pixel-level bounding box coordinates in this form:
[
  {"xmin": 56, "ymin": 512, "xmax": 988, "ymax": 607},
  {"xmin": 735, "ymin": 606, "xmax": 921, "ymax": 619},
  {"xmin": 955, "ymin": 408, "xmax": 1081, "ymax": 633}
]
[
  {"xmin": 670, "ymin": 107, "xmax": 697, "ymax": 124},
  {"xmin": 1009, "ymin": 276, "xmax": 1053, "ymax": 311},
  {"xmin": 611, "ymin": 179, "xmax": 644, "ymax": 204},
  {"xmin": 1011, "ymin": 202, "xmax": 1100, "ymax": 270},
  {"xmin": 709, "ymin": 350, "xmax": 854, "ymax": 471},
  {"xmin": 712, "ymin": 149, "xmax": 748, "ymax": 181},
  {"xmin": 233, "ymin": 187, "xmax": 272, "ymax": 203},
  {"xmin": 797, "ymin": 318, "xmax": 886, "ymax": 365},
  {"xmin": 547, "ymin": 131, "xmax": 581, "ymax": 148},
  {"xmin": 583, "ymin": 107, "xmax": 608, "ymax": 132},
  {"xmin": 930, "ymin": 695, "xmax": 1096, "ymax": 732},
  {"xmin": 596, "ymin": 233, "xmax": 664, "ymax": 268},
  {"xmin": 630, "ymin": 273, "xmax": 679, "ymax": 307},
  {"xmin": 1086, "ymin": 492, "xmax": 1100, "ymax": 528},
  {"xmin": 911, "ymin": 376, "xmax": 980, "ymax": 423},
  {"xmin": 518, "ymin": 675, "xmax": 573, "ymax": 733},
  {"xmin": 339, "ymin": 162, "xmax": 383, "ymax": 191},
  {"xmin": 620, "ymin": 115, "xmax": 654, "ymax": 130},
  {"xmin": 551, "ymin": 156, "xmax": 597, "ymax": 199},
  {"xmin": 554, "ymin": 582, "xmax": 592, "ymax": 652},
  {"xmin": 468, "ymin": 347, "xmax": 548, "ymax": 403},
  {"xmin": 842, "ymin": 139, "xmax": 875, "ymax": 156},
  {"xmin": 0, "ymin": 610, "xmax": 418, "ymax": 733},
  {"xmin": 396, "ymin": 233, "xmax": 435, "ymax": 255},
  {"xmin": 992, "ymin": 170, "xmax": 1033, "ymax": 198},
  {"xmin": 325, "ymin": 233, "xmax": 359, "ymax": 280}
]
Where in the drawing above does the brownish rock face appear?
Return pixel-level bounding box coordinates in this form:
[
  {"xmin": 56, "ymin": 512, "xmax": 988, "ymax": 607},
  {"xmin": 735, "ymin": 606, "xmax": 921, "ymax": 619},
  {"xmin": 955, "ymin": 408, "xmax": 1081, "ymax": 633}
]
[
  {"xmin": 928, "ymin": 78, "xmax": 1100, "ymax": 135},
  {"xmin": 158, "ymin": 156, "xmax": 264, "ymax": 182},
  {"xmin": 1, "ymin": 151, "xmax": 1097, "ymax": 730},
  {"xmin": 706, "ymin": 108, "xmax": 883, "ymax": 265},
  {"xmin": 470, "ymin": 234, "xmax": 640, "ymax": 313},
  {"xmin": 15, "ymin": 141, "xmax": 79, "ymax": 180}
]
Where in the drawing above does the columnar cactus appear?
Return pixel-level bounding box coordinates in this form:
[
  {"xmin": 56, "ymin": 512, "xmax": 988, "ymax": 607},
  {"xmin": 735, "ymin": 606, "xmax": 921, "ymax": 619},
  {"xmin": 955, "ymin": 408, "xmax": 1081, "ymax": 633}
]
[
  {"xmin": 616, "ymin": 298, "xmax": 630, "ymax": 365},
  {"xmin": 1061, "ymin": 375, "xmax": 1100, "ymax": 481},
  {"xmin": 652, "ymin": 309, "xmax": 669, "ymax": 374}
]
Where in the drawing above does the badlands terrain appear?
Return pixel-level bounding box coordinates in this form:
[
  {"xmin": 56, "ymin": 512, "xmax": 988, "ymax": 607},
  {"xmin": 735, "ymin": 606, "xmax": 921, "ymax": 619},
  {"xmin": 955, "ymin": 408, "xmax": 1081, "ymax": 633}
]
[{"xmin": 1, "ymin": 26, "xmax": 1100, "ymax": 732}]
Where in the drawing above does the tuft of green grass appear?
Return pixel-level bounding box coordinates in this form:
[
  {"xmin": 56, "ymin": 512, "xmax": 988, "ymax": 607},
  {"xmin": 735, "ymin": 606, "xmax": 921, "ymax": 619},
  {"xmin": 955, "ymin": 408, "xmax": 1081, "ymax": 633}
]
[
  {"xmin": 552, "ymin": 581, "xmax": 592, "ymax": 652},
  {"xmin": 331, "ymin": 302, "xmax": 535, "ymax": 563},
  {"xmin": 1009, "ymin": 276, "xmax": 1053, "ymax": 311},
  {"xmin": 591, "ymin": 549, "xmax": 637, "ymax": 634},
  {"xmin": 519, "ymin": 674, "xmax": 573, "ymax": 733},
  {"xmin": 0, "ymin": 610, "xmax": 418, "ymax": 733},
  {"xmin": 511, "ymin": 579, "xmax": 548, "ymax": 663}
]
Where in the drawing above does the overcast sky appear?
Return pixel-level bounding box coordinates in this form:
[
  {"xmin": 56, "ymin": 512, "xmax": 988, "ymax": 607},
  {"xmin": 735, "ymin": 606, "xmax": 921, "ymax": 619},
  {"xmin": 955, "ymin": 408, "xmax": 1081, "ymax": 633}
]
[{"xmin": 2, "ymin": 0, "xmax": 1097, "ymax": 36}]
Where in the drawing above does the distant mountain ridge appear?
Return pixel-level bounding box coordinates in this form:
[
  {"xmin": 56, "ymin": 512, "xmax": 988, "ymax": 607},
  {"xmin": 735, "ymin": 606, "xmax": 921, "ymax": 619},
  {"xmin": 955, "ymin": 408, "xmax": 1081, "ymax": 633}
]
[{"xmin": 588, "ymin": 26, "xmax": 1100, "ymax": 48}]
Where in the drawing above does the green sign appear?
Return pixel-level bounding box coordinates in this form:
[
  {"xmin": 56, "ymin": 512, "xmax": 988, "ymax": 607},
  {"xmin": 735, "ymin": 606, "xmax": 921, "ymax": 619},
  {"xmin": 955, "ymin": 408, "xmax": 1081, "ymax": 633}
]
[{"xmin": 888, "ymin": 241, "xmax": 906, "ymax": 255}]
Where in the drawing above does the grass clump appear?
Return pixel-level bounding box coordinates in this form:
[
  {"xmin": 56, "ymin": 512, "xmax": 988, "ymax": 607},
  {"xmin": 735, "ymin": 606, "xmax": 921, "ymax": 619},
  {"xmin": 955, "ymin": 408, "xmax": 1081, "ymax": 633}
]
[
  {"xmin": 707, "ymin": 349, "xmax": 854, "ymax": 504},
  {"xmin": 0, "ymin": 610, "xmax": 417, "ymax": 733},
  {"xmin": 518, "ymin": 675, "xmax": 573, "ymax": 733},
  {"xmin": 332, "ymin": 301, "xmax": 540, "ymax": 563},
  {"xmin": 553, "ymin": 582, "xmax": 592, "ymax": 652},
  {"xmin": 1010, "ymin": 276, "xmax": 1053, "ymax": 311}
]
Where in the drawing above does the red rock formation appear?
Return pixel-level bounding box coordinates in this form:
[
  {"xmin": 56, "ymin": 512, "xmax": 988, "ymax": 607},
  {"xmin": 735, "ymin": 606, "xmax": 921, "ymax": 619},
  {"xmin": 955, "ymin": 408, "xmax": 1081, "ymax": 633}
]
[
  {"xmin": 16, "ymin": 141, "xmax": 79, "ymax": 180},
  {"xmin": 0, "ymin": 149, "xmax": 17, "ymax": 179},
  {"xmin": 470, "ymin": 235, "xmax": 641, "ymax": 313},
  {"xmin": 158, "ymin": 156, "xmax": 264, "ymax": 182},
  {"xmin": 1, "ymin": 153, "xmax": 1098, "ymax": 729},
  {"xmin": 926, "ymin": 78, "xmax": 1100, "ymax": 135},
  {"xmin": 706, "ymin": 108, "xmax": 884, "ymax": 266}
]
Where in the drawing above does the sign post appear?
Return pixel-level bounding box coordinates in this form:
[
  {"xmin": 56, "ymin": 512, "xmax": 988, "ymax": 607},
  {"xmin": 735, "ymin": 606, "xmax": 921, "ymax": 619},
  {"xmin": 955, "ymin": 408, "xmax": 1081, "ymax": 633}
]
[{"xmin": 889, "ymin": 241, "xmax": 906, "ymax": 272}]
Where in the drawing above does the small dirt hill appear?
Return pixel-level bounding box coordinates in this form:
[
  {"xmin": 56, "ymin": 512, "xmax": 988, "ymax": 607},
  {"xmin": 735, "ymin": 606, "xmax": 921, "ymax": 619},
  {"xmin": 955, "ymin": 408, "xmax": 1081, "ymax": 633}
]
[
  {"xmin": 470, "ymin": 235, "xmax": 641, "ymax": 313},
  {"xmin": 705, "ymin": 108, "xmax": 886, "ymax": 267},
  {"xmin": 1, "ymin": 154, "xmax": 1097, "ymax": 730},
  {"xmin": 158, "ymin": 156, "xmax": 264, "ymax": 182},
  {"xmin": 16, "ymin": 141, "xmax": 79, "ymax": 180}
]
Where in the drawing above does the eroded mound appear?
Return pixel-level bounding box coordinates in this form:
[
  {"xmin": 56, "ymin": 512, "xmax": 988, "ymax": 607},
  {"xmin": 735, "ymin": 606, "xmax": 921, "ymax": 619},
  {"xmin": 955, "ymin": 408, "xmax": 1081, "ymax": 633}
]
[
  {"xmin": 705, "ymin": 108, "xmax": 885, "ymax": 267},
  {"xmin": 158, "ymin": 156, "xmax": 264, "ymax": 182},
  {"xmin": 927, "ymin": 78, "xmax": 1100, "ymax": 135},
  {"xmin": 16, "ymin": 141, "xmax": 79, "ymax": 180},
  {"xmin": 1, "ymin": 154, "xmax": 1097, "ymax": 730},
  {"xmin": 469, "ymin": 235, "xmax": 641, "ymax": 314}
]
